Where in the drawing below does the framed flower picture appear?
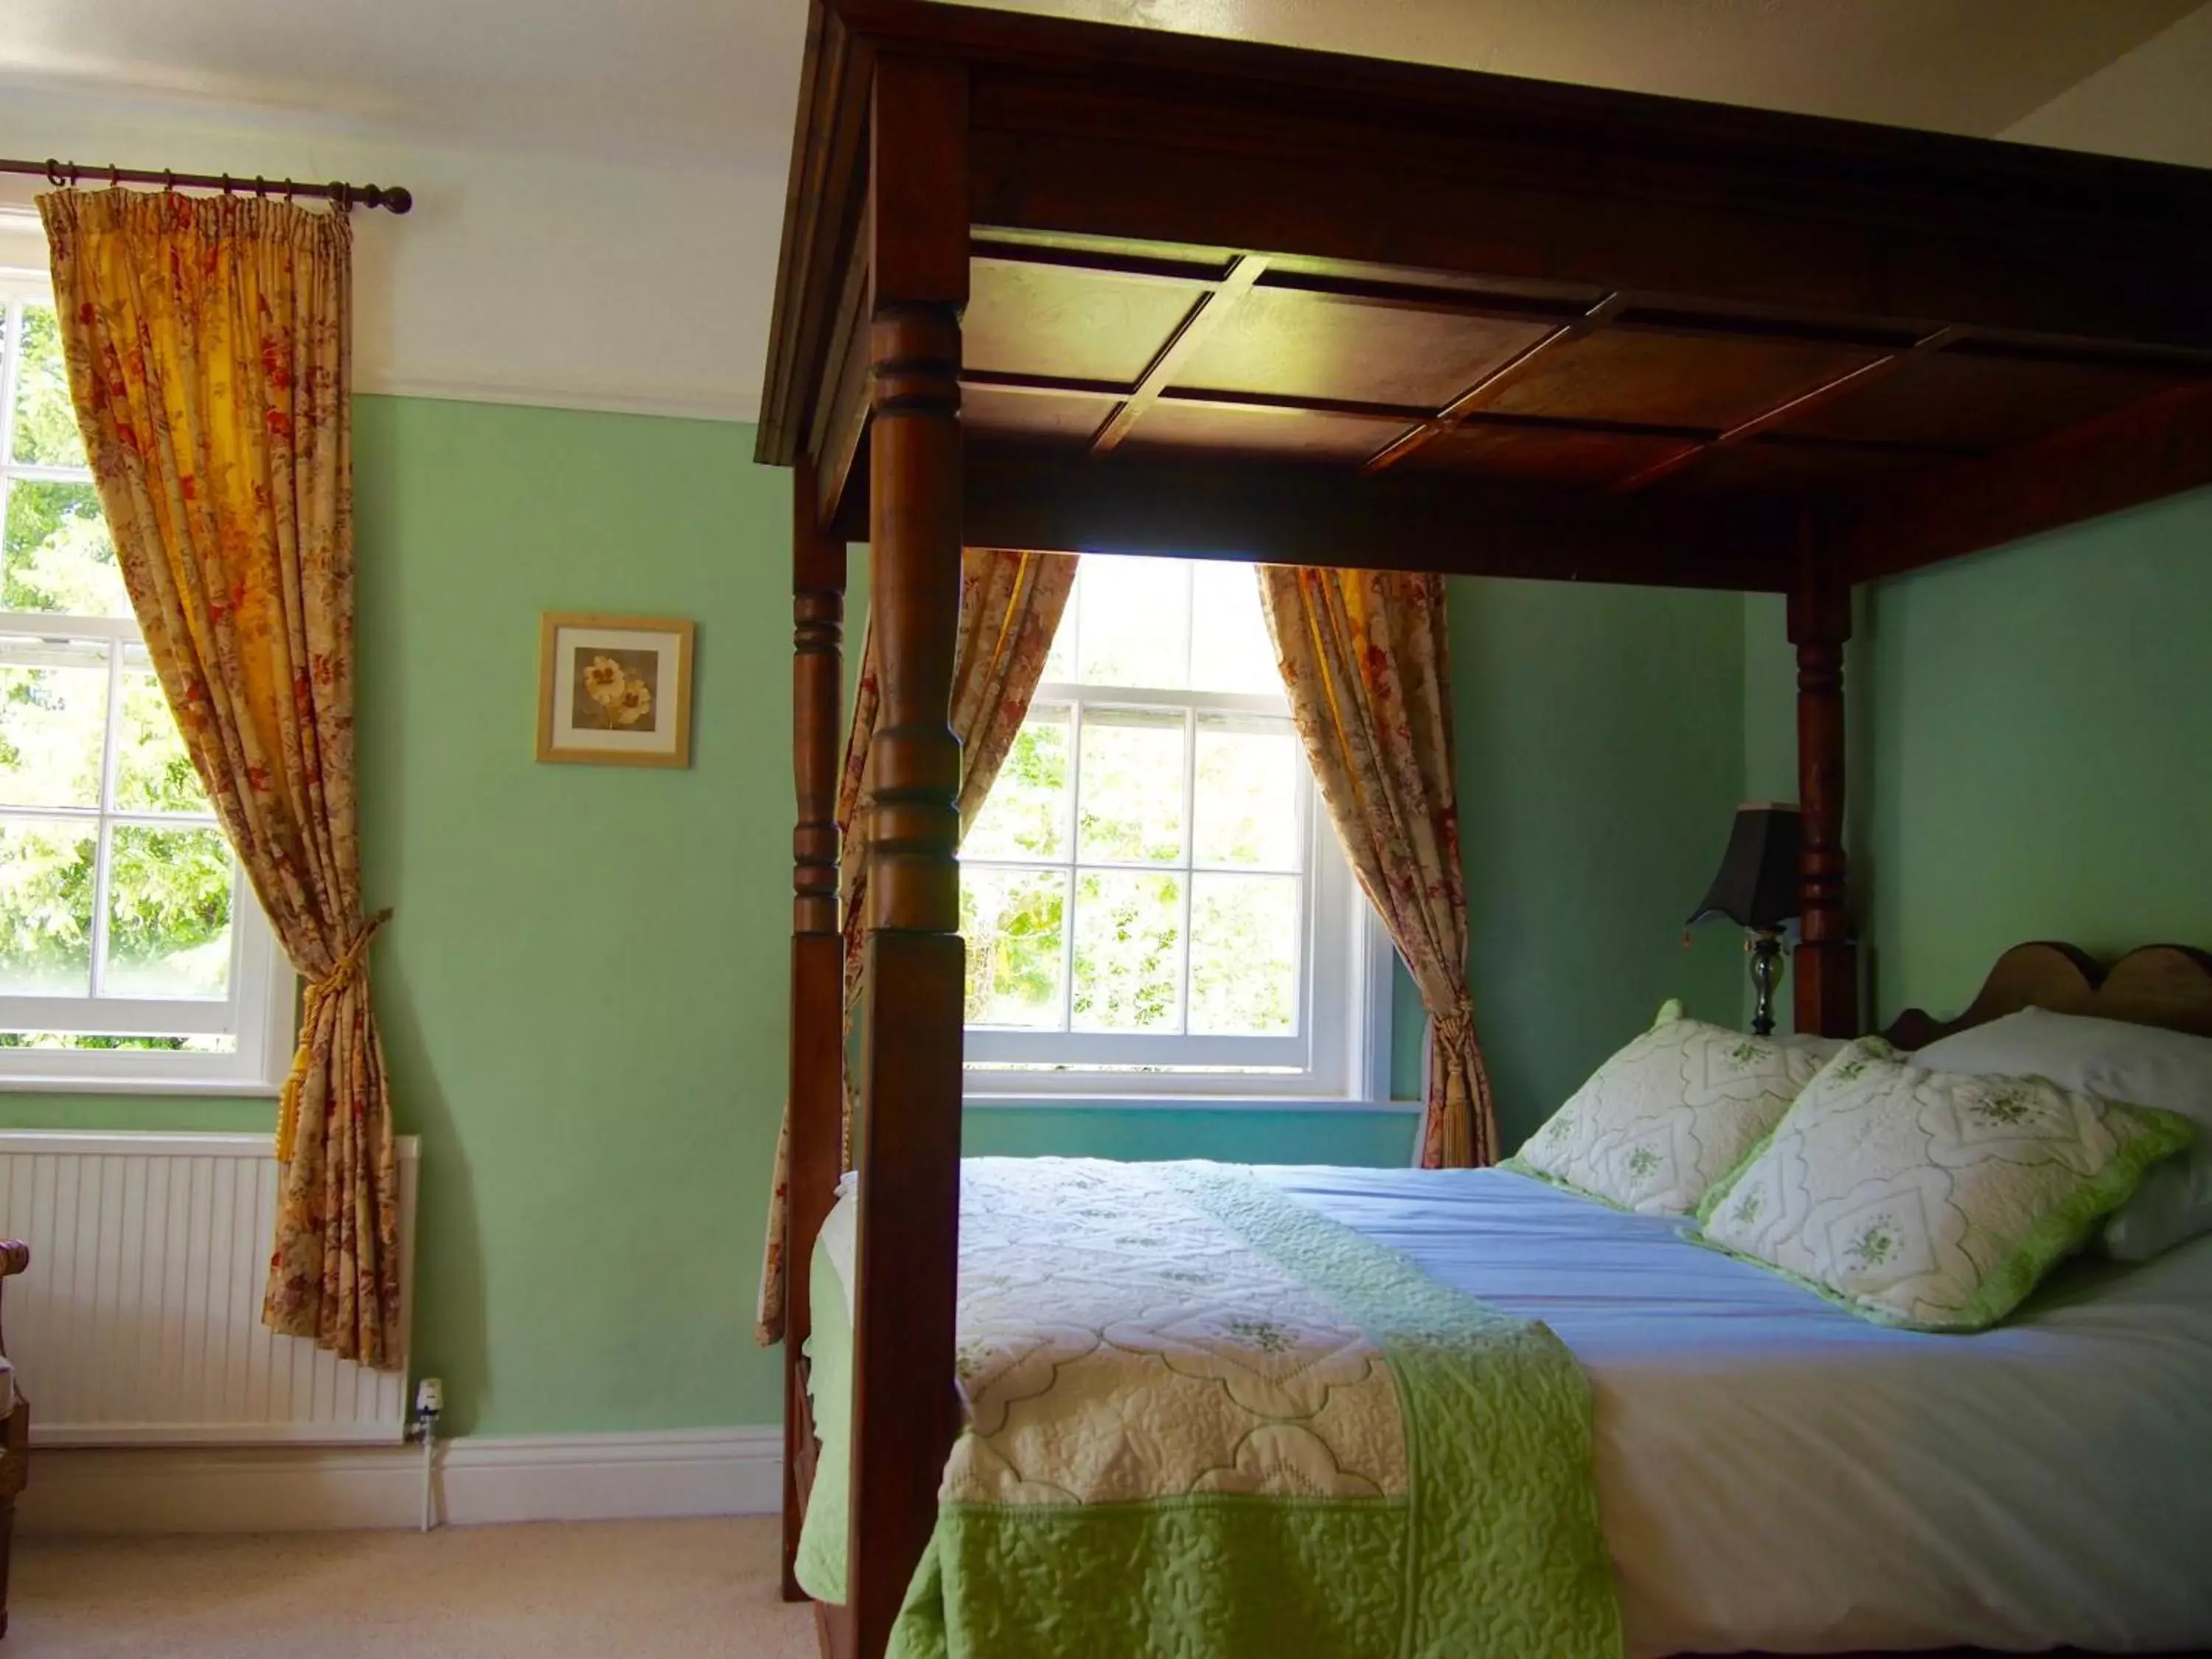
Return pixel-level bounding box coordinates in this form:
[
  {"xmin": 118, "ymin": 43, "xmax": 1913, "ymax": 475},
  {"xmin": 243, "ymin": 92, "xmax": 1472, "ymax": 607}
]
[{"xmin": 535, "ymin": 612, "xmax": 695, "ymax": 768}]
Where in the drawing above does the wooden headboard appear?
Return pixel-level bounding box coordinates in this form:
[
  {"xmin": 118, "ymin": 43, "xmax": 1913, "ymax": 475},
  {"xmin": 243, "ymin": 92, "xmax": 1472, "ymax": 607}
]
[{"xmin": 1882, "ymin": 943, "xmax": 2212, "ymax": 1049}]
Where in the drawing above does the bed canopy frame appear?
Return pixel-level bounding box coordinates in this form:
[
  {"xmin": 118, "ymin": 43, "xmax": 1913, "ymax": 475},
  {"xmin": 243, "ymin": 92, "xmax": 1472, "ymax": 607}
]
[{"xmin": 754, "ymin": 4, "xmax": 2212, "ymax": 1652}]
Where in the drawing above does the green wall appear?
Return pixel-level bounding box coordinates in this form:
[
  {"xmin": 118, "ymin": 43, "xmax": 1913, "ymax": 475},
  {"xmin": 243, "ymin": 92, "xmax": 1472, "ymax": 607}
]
[
  {"xmin": 1743, "ymin": 594, "xmax": 1796, "ymax": 804},
  {"xmin": 7, "ymin": 396, "xmax": 790, "ymax": 1434},
  {"xmin": 1453, "ymin": 577, "xmax": 1747, "ymax": 1151},
  {"xmin": 1860, "ymin": 490, "xmax": 2212, "ymax": 1022},
  {"xmin": 1, "ymin": 394, "xmax": 1761, "ymax": 1434},
  {"xmin": 348, "ymin": 397, "xmax": 789, "ymax": 1436},
  {"xmin": 1741, "ymin": 490, "xmax": 2212, "ymax": 1030}
]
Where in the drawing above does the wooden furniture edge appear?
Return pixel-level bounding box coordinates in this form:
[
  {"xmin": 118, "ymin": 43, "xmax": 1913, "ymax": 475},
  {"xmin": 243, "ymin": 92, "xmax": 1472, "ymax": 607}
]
[
  {"xmin": 1883, "ymin": 943, "xmax": 2212, "ymax": 1049},
  {"xmin": 0, "ymin": 1240, "xmax": 27, "ymax": 1640},
  {"xmin": 757, "ymin": 0, "xmax": 2212, "ymax": 467},
  {"xmin": 784, "ymin": 456, "xmax": 848, "ymax": 1601},
  {"xmin": 1790, "ymin": 540, "xmax": 1858, "ymax": 1037},
  {"xmin": 757, "ymin": 9, "xmax": 2212, "ymax": 1658}
]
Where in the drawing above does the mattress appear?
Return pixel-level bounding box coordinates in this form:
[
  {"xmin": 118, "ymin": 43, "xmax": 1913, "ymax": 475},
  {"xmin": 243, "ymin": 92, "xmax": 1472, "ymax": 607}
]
[{"xmin": 815, "ymin": 1162, "xmax": 2212, "ymax": 1658}]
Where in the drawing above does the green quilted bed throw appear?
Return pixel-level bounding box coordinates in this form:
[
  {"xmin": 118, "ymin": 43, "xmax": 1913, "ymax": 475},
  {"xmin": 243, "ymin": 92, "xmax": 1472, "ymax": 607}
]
[{"xmin": 800, "ymin": 1158, "xmax": 1621, "ymax": 1659}]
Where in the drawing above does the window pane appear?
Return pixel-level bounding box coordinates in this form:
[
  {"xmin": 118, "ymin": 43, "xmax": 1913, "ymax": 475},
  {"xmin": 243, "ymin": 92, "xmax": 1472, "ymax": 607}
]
[
  {"xmin": 961, "ymin": 865, "xmax": 1067, "ymax": 1029},
  {"xmin": 1194, "ymin": 718, "xmax": 1301, "ymax": 869},
  {"xmin": 104, "ymin": 825, "xmax": 234, "ymax": 998},
  {"xmin": 4, "ymin": 479, "xmax": 131, "ymax": 617},
  {"xmin": 0, "ymin": 636, "xmax": 108, "ymax": 807},
  {"xmin": 1040, "ymin": 593, "xmax": 1076, "ymax": 683},
  {"xmin": 1190, "ymin": 873, "xmax": 1298, "ymax": 1035},
  {"xmin": 1077, "ymin": 709, "xmax": 1185, "ymax": 864},
  {"xmin": 963, "ymin": 706, "xmax": 1068, "ymax": 860},
  {"xmin": 0, "ymin": 818, "xmax": 95, "ymax": 994},
  {"xmin": 1189, "ymin": 563, "xmax": 1281, "ymax": 694},
  {"xmin": 1071, "ymin": 869, "xmax": 1183, "ymax": 1032},
  {"xmin": 1074, "ymin": 556, "xmax": 1189, "ymax": 689},
  {"xmin": 13, "ymin": 304, "xmax": 90, "ymax": 469},
  {"xmin": 114, "ymin": 650, "xmax": 212, "ymax": 815}
]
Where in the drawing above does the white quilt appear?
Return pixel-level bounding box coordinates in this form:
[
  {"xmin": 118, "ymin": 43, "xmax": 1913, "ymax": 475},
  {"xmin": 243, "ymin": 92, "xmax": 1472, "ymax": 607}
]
[
  {"xmin": 821, "ymin": 1161, "xmax": 2212, "ymax": 1655},
  {"xmin": 1265, "ymin": 1164, "xmax": 2212, "ymax": 1658},
  {"xmin": 941, "ymin": 1158, "xmax": 1407, "ymax": 1505}
]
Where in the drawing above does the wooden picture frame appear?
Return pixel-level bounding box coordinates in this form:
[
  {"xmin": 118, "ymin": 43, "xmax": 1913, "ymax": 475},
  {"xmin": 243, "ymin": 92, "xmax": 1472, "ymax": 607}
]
[{"xmin": 535, "ymin": 612, "xmax": 695, "ymax": 768}]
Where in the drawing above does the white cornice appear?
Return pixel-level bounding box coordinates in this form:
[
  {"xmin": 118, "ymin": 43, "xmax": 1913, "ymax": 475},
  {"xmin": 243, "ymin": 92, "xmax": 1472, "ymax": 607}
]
[{"xmin": 364, "ymin": 372, "xmax": 760, "ymax": 427}]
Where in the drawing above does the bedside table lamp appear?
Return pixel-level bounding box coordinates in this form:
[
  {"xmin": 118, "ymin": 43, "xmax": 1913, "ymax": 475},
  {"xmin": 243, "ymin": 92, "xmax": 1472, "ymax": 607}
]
[{"xmin": 1688, "ymin": 804, "xmax": 1801, "ymax": 1037}]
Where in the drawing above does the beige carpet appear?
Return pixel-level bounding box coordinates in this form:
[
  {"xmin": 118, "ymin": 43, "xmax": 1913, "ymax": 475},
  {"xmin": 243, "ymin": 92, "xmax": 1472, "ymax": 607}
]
[{"xmin": 8, "ymin": 1516, "xmax": 818, "ymax": 1658}]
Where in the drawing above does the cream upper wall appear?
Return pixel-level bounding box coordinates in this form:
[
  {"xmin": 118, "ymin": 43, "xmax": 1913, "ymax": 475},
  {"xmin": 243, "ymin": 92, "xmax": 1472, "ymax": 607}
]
[
  {"xmin": 2002, "ymin": 2, "xmax": 2212, "ymax": 166},
  {"xmin": 0, "ymin": 95, "xmax": 784, "ymax": 422}
]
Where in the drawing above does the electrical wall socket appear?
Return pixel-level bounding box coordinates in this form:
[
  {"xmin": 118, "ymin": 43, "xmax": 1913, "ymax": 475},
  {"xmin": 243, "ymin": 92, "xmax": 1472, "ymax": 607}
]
[{"xmin": 414, "ymin": 1376, "xmax": 445, "ymax": 1417}]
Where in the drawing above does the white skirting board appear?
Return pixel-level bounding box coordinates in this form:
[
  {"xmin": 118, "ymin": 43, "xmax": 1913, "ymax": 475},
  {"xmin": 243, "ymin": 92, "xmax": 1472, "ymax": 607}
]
[{"xmin": 16, "ymin": 1426, "xmax": 782, "ymax": 1535}]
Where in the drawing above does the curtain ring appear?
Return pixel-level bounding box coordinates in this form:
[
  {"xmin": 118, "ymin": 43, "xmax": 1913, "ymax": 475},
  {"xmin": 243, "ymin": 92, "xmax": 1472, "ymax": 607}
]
[
  {"xmin": 220, "ymin": 173, "xmax": 234, "ymax": 196},
  {"xmin": 69, "ymin": 161, "xmax": 83, "ymax": 187},
  {"xmin": 330, "ymin": 181, "xmax": 352, "ymax": 214},
  {"xmin": 253, "ymin": 175, "xmax": 269, "ymax": 198},
  {"xmin": 163, "ymin": 170, "xmax": 176, "ymax": 193},
  {"xmin": 283, "ymin": 178, "xmax": 296, "ymax": 204},
  {"xmin": 108, "ymin": 164, "xmax": 122, "ymax": 189}
]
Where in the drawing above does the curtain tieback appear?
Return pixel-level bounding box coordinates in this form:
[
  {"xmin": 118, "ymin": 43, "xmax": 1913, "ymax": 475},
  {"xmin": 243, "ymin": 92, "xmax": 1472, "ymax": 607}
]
[
  {"xmin": 1431, "ymin": 1004, "xmax": 1477, "ymax": 1054},
  {"xmin": 275, "ymin": 908, "xmax": 393, "ymax": 1164}
]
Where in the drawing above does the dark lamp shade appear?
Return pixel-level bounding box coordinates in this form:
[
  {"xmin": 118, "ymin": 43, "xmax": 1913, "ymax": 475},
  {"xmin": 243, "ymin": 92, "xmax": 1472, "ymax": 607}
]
[{"xmin": 1688, "ymin": 804, "xmax": 1802, "ymax": 931}]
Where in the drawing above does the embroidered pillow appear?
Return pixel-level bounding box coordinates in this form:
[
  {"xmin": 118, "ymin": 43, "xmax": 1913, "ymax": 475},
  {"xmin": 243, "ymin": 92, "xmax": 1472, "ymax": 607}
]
[
  {"xmin": 1695, "ymin": 1038, "xmax": 2196, "ymax": 1332},
  {"xmin": 1915, "ymin": 1008, "xmax": 2212, "ymax": 1262},
  {"xmin": 1504, "ymin": 1001, "xmax": 1830, "ymax": 1215}
]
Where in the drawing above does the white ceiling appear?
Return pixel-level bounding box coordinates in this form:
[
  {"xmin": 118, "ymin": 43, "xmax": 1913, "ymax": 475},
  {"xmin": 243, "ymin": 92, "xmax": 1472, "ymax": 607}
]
[
  {"xmin": 3, "ymin": 0, "xmax": 2207, "ymax": 169},
  {"xmin": 971, "ymin": 0, "xmax": 2208, "ymax": 144}
]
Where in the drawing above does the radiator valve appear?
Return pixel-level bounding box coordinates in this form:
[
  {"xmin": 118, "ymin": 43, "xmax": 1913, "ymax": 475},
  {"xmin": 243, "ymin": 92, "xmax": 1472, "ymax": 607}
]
[{"xmin": 409, "ymin": 1376, "xmax": 444, "ymax": 1439}]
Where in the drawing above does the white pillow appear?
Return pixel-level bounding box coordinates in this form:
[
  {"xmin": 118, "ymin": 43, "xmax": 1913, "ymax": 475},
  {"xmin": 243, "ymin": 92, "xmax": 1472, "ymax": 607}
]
[
  {"xmin": 1916, "ymin": 1008, "xmax": 2212, "ymax": 1260},
  {"xmin": 1505, "ymin": 1000, "xmax": 1829, "ymax": 1215},
  {"xmin": 1696, "ymin": 1037, "xmax": 2193, "ymax": 1331}
]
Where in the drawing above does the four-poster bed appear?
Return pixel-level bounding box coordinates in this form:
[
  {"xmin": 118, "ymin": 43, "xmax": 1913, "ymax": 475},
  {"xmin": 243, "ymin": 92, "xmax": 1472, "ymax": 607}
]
[{"xmin": 754, "ymin": 3, "xmax": 2212, "ymax": 1655}]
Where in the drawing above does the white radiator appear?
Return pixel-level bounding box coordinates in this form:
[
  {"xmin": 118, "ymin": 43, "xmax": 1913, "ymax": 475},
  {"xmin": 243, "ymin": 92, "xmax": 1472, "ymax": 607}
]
[{"xmin": 0, "ymin": 1131, "xmax": 418, "ymax": 1447}]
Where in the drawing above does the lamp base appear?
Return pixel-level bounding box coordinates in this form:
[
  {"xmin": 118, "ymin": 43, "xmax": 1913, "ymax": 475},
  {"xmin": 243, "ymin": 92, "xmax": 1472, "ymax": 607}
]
[{"xmin": 1747, "ymin": 929, "xmax": 1784, "ymax": 1037}]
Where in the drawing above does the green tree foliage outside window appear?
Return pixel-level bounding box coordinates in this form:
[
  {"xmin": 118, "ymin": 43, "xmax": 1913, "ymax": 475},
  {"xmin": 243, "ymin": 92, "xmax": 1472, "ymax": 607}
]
[
  {"xmin": 959, "ymin": 557, "xmax": 1305, "ymax": 1053},
  {"xmin": 1, "ymin": 299, "xmax": 237, "ymax": 1050}
]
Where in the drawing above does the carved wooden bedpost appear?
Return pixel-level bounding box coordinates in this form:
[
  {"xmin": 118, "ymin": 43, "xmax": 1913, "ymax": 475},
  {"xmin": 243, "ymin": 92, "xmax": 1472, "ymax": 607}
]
[
  {"xmin": 1788, "ymin": 538, "xmax": 1860, "ymax": 1037},
  {"xmin": 782, "ymin": 455, "xmax": 846, "ymax": 1603},
  {"xmin": 846, "ymin": 52, "xmax": 970, "ymax": 1659}
]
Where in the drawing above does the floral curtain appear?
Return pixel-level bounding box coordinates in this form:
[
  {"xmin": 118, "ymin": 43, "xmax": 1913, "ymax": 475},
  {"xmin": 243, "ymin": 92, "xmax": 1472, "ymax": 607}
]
[
  {"xmin": 1257, "ymin": 566, "xmax": 1498, "ymax": 1169},
  {"xmin": 756, "ymin": 546, "xmax": 1076, "ymax": 1344},
  {"xmin": 41, "ymin": 189, "xmax": 402, "ymax": 1367}
]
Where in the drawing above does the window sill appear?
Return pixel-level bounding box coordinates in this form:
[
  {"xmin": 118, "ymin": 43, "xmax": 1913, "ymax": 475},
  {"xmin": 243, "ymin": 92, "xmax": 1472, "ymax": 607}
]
[
  {"xmin": 962, "ymin": 1094, "xmax": 1419, "ymax": 1115},
  {"xmin": 0, "ymin": 1072, "xmax": 282, "ymax": 1097}
]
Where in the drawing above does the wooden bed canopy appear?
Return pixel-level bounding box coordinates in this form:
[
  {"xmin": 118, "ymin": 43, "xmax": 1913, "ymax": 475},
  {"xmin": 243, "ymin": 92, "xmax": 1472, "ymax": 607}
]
[{"xmin": 754, "ymin": 2, "xmax": 2212, "ymax": 1652}]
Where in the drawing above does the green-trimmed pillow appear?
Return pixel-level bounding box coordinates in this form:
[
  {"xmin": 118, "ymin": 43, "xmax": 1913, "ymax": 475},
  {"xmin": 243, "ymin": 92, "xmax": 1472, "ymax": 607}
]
[
  {"xmin": 1504, "ymin": 1000, "xmax": 1830, "ymax": 1215},
  {"xmin": 1695, "ymin": 1037, "xmax": 2196, "ymax": 1332}
]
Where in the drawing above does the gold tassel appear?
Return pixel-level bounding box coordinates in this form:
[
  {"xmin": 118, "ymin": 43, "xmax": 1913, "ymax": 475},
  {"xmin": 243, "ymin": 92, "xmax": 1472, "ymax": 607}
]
[{"xmin": 275, "ymin": 909, "xmax": 392, "ymax": 1164}]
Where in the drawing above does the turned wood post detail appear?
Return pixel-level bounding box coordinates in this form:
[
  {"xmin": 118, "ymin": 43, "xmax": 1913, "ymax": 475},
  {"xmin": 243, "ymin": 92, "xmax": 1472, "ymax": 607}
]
[
  {"xmin": 782, "ymin": 457, "xmax": 846, "ymax": 1603},
  {"xmin": 846, "ymin": 52, "xmax": 970, "ymax": 1659},
  {"xmin": 792, "ymin": 457, "xmax": 846, "ymax": 945},
  {"xmin": 786, "ymin": 451, "xmax": 847, "ymax": 1343},
  {"xmin": 1788, "ymin": 551, "xmax": 1860, "ymax": 1037},
  {"xmin": 862, "ymin": 303, "xmax": 965, "ymax": 939}
]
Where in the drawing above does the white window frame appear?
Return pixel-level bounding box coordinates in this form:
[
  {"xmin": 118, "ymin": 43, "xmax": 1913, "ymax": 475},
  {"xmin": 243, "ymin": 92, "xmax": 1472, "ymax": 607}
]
[
  {"xmin": 0, "ymin": 268, "xmax": 293, "ymax": 1093},
  {"xmin": 960, "ymin": 560, "xmax": 1395, "ymax": 1109}
]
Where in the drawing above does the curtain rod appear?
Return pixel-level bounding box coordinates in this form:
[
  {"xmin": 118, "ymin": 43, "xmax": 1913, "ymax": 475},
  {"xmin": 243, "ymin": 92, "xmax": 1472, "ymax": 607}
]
[{"xmin": 0, "ymin": 157, "xmax": 411, "ymax": 215}]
